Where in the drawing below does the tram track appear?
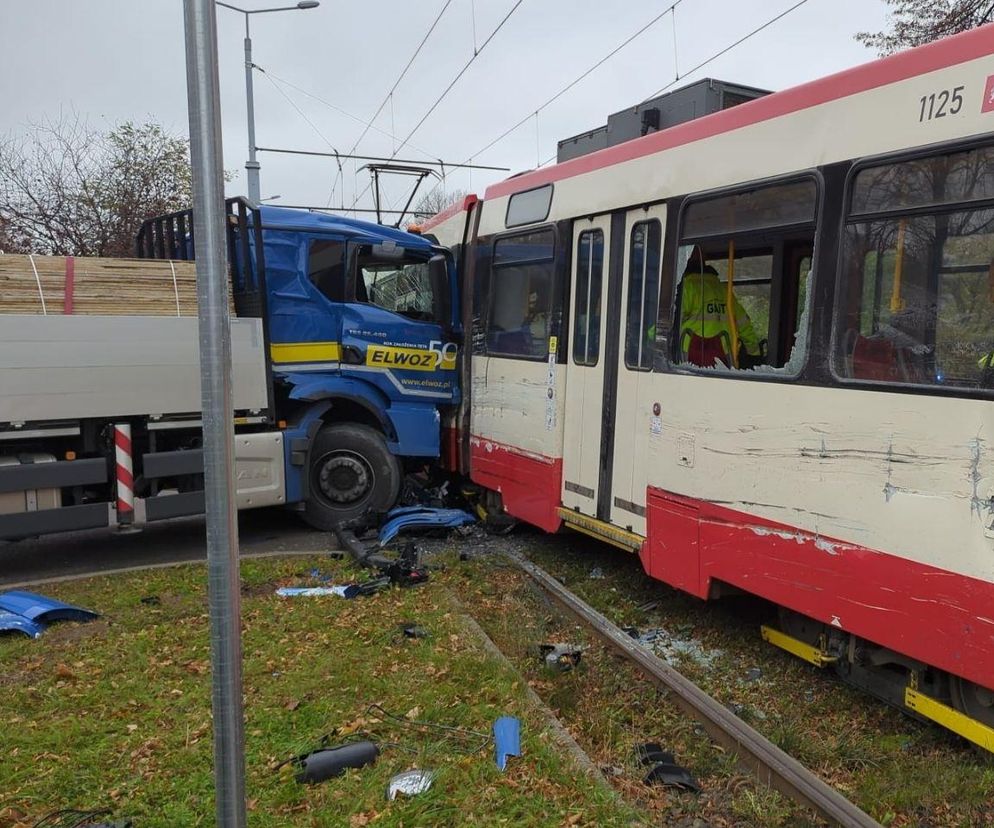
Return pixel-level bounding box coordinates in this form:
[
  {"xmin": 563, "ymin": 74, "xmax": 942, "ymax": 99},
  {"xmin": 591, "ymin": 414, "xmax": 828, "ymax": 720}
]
[{"xmin": 510, "ymin": 552, "xmax": 881, "ymax": 828}]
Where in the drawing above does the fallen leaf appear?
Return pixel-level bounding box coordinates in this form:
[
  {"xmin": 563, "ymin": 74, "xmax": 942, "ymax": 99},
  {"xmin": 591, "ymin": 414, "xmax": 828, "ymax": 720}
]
[{"xmin": 54, "ymin": 663, "xmax": 77, "ymax": 681}]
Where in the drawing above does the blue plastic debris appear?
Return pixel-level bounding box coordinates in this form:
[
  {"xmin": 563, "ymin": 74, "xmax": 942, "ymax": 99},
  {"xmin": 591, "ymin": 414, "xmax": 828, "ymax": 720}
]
[
  {"xmin": 276, "ymin": 586, "xmax": 352, "ymax": 598},
  {"xmin": 378, "ymin": 506, "xmax": 475, "ymax": 546},
  {"xmin": 493, "ymin": 716, "xmax": 521, "ymax": 772},
  {"xmin": 0, "ymin": 590, "xmax": 99, "ymax": 624},
  {"xmin": 0, "ymin": 609, "xmax": 44, "ymax": 638}
]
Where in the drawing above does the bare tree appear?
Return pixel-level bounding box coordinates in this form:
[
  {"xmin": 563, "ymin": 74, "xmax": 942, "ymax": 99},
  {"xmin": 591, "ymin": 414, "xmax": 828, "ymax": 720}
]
[
  {"xmin": 0, "ymin": 114, "xmax": 193, "ymax": 257},
  {"xmin": 411, "ymin": 188, "xmax": 469, "ymax": 223},
  {"xmin": 857, "ymin": 0, "xmax": 994, "ymax": 55}
]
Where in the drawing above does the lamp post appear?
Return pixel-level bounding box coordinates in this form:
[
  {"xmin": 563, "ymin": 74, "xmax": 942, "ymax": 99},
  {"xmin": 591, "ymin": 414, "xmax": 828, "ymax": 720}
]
[{"xmin": 216, "ymin": 1, "xmax": 320, "ymax": 203}]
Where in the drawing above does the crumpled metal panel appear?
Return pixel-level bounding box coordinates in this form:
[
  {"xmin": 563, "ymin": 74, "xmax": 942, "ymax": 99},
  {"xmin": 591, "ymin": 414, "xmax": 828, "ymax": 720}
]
[{"xmin": 378, "ymin": 506, "xmax": 475, "ymax": 545}]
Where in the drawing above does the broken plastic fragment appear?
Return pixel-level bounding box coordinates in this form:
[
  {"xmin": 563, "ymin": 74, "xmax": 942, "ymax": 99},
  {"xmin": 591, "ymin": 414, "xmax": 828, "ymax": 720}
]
[
  {"xmin": 293, "ymin": 740, "xmax": 379, "ymax": 784},
  {"xmin": 539, "ymin": 643, "xmax": 585, "ymax": 671},
  {"xmin": 635, "ymin": 742, "xmax": 676, "ymax": 766},
  {"xmin": 643, "ymin": 762, "xmax": 701, "ymax": 793},
  {"xmin": 386, "ymin": 769, "xmax": 435, "ymax": 800},
  {"xmin": 493, "ymin": 716, "xmax": 521, "ymax": 771}
]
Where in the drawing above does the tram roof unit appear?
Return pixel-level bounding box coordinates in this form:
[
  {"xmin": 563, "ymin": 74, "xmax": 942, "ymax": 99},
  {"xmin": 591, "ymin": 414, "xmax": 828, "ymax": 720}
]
[
  {"xmin": 556, "ymin": 77, "xmax": 771, "ymax": 163},
  {"xmin": 482, "ymin": 22, "xmax": 994, "ymax": 220}
]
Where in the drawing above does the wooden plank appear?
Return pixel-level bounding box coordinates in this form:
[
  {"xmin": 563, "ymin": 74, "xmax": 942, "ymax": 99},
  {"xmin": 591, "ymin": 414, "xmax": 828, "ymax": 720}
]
[{"xmin": 0, "ymin": 254, "xmax": 234, "ymax": 316}]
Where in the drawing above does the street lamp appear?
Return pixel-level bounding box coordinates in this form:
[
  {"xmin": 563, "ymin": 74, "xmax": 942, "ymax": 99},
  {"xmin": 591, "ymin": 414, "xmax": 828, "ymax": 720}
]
[{"xmin": 216, "ymin": 1, "xmax": 320, "ymax": 203}]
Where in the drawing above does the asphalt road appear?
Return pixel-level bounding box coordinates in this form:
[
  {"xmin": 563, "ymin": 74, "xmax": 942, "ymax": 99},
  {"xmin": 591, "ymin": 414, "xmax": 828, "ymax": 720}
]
[{"xmin": 0, "ymin": 508, "xmax": 335, "ymax": 587}]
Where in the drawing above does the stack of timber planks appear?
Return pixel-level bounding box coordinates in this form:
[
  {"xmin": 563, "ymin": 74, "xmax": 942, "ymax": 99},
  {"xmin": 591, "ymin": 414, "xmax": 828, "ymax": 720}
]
[{"xmin": 0, "ymin": 253, "xmax": 234, "ymax": 316}]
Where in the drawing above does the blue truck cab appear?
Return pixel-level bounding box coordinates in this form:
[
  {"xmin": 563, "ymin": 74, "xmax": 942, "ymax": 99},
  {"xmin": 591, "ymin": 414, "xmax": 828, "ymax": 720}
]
[{"xmin": 138, "ymin": 198, "xmax": 462, "ymax": 529}]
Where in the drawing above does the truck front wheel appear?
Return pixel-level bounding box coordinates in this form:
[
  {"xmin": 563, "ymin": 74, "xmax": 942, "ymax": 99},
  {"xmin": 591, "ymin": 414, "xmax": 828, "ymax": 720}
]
[{"xmin": 303, "ymin": 423, "xmax": 401, "ymax": 530}]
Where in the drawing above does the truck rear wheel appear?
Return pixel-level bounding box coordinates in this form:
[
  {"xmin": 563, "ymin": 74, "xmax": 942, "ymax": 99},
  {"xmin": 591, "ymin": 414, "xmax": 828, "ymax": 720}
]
[{"xmin": 303, "ymin": 423, "xmax": 401, "ymax": 531}]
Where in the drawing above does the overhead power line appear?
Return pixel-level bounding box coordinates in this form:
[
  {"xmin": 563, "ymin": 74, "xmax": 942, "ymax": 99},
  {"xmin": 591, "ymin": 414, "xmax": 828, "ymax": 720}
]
[
  {"xmin": 344, "ymin": 0, "xmax": 455, "ymax": 160},
  {"xmin": 257, "ymin": 146, "xmax": 509, "ymax": 171},
  {"xmin": 529, "ymin": 0, "xmax": 816, "ymax": 170},
  {"xmin": 257, "ymin": 64, "xmax": 436, "ymax": 159},
  {"xmin": 639, "ymin": 0, "xmax": 813, "ymax": 103},
  {"xmin": 466, "ymin": 0, "xmax": 685, "ymax": 163},
  {"xmin": 390, "ymin": 0, "xmax": 525, "ymax": 159},
  {"xmin": 348, "ymin": 0, "xmax": 525, "ymax": 214}
]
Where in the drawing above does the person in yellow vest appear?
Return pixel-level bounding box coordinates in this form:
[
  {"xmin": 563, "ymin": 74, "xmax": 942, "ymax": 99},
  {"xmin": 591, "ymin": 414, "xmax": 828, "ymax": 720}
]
[{"xmin": 679, "ymin": 248, "xmax": 761, "ymax": 367}]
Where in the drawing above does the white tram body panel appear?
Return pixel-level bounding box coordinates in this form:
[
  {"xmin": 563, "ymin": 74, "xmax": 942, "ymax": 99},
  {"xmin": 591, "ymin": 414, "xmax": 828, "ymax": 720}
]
[{"xmin": 459, "ymin": 22, "xmax": 994, "ymax": 724}]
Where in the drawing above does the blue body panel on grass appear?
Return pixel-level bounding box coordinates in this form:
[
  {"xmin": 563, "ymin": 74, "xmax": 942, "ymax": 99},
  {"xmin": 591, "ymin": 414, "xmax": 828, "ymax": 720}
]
[{"xmin": 0, "ymin": 590, "xmax": 99, "ymax": 624}]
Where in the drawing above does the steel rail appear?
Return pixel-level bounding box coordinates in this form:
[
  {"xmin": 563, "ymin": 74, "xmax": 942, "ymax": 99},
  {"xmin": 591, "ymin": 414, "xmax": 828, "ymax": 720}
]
[{"xmin": 512, "ymin": 554, "xmax": 881, "ymax": 828}]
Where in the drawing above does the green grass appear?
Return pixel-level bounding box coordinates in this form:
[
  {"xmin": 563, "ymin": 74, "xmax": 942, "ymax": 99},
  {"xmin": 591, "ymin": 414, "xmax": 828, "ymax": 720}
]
[
  {"xmin": 510, "ymin": 531, "xmax": 994, "ymax": 828},
  {"xmin": 0, "ymin": 555, "xmax": 640, "ymax": 827}
]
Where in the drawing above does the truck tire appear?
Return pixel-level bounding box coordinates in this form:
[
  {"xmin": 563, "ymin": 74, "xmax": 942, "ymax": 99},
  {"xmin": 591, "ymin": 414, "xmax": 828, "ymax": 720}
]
[{"xmin": 303, "ymin": 423, "xmax": 401, "ymax": 531}]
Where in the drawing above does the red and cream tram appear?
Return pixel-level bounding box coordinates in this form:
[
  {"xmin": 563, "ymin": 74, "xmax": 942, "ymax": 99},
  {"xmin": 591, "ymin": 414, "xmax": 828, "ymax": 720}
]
[{"xmin": 424, "ymin": 24, "xmax": 994, "ymax": 751}]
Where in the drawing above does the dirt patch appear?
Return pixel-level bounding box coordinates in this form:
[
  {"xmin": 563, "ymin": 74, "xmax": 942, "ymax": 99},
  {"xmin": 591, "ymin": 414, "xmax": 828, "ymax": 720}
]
[
  {"xmin": 42, "ymin": 618, "xmax": 109, "ymax": 645},
  {"xmin": 240, "ymin": 580, "xmax": 279, "ymax": 599}
]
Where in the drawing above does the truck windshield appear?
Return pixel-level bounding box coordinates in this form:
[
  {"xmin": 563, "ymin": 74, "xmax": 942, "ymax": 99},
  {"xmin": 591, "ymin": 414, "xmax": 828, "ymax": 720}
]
[{"xmin": 356, "ymin": 249, "xmax": 448, "ymax": 324}]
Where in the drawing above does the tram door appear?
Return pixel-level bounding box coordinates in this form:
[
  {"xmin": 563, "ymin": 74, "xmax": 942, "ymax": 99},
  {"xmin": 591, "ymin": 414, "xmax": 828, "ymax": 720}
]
[
  {"xmin": 561, "ymin": 215, "xmax": 613, "ymax": 517},
  {"xmin": 610, "ymin": 204, "xmax": 666, "ymax": 535}
]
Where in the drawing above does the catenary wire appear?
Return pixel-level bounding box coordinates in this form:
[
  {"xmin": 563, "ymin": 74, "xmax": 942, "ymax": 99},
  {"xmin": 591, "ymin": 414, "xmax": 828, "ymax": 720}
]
[
  {"xmin": 515, "ymin": 0, "xmax": 816, "ymax": 171},
  {"xmin": 639, "ymin": 0, "xmax": 814, "ymax": 103},
  {"xmin": 348, "ymin": 0, "xmax": 525, "ymax": 214},
  {"xmin": 413, "ymin": 0, "xmax": 686, "ymax": 211},
  {"xmin": 342, "ymin": 0, "xmax": 455, "ymax": 166},
  {"xmin": 465, "ymin": 0, "xmax": 685, "ymax": 163}
]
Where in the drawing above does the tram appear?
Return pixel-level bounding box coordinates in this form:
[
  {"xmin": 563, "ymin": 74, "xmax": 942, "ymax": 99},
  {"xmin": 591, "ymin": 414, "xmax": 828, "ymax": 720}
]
[{"xmin": 424, "ymin": 24, "xmax": 994, "ymax": 751}]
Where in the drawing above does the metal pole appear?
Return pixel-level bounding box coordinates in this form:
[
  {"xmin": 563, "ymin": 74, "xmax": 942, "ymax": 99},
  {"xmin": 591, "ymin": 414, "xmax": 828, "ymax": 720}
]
[
  {"xmin": 182, "ymin": 2, "xmax": 247, "ymax": 826},
  {"xmin": 243, "ymin": 15, "xmax": 261, "ymax": 203}
]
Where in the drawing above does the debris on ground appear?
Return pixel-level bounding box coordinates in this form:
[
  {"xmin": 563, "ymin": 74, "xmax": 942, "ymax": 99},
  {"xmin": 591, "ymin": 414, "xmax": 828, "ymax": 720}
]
[
  {"xmin": 378, "ymin": 507, "xmax": 475, "ymax": 545},
  {"xmin": 291, "ymin": 740, "xmax": 380, "ymax": 784},
  {"xmin": 0, "ymin": 590, "xmax": 98, "ymax": 639},
  {"xmin": 493, "ymin": 716, "xmax": 521, "ymax": 771},
  {"xmin": 0, "ymin": 610, "xmax": 43, "ymax": 639},
  {"xmin": 386, "ymin": 769, "xmax": 435, "ymax": 800},
  {"xmin": 625, "ymin": 625, "xmax": 723, "ymax": 669},
  {"xmin": 635, "ymin": 742, "xmax": 675, "ymax": 766},
  {"xmin": 366, "ymin": 703, "xmax": 491, "ymax": 755},
  {"xmin": 276, "ymin": 586, "xmax": 354, "ymax": 598},
  {"xmin": 642, "ymin": 761, "xmax": 701, "ymax": 793},
  {"xmin": 397, "ymin": 622, "xmax": 430, "ymax": 640},
  {"xmin": 635, "ymin": 743, "xmax": 701, "ymax": 793},
  {"xmin": 538, "ymin": 642, "xmax": 586, "ymax": 672},
  {"xmin": 588, "ymin": 566, "xmax": 604, "ymax": 579},
  {"xmin": 743, "ymin": 667, "xmax": 763, "ymax": 682}
]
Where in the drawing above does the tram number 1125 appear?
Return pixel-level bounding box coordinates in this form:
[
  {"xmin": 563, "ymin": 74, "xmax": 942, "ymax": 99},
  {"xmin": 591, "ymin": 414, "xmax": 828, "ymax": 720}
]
[{"xmin": 919, "ymin": 85, "xmax": 965, "ymax": 122}]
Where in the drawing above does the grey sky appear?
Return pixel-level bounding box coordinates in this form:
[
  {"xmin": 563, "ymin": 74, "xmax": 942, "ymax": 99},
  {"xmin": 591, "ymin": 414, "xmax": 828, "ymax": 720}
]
[{"xmin": 1, "ymin": 0, "xmax": 890, "ymax": 218}]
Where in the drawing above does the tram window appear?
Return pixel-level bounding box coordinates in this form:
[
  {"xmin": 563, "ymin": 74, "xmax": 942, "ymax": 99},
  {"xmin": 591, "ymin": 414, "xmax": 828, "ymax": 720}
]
[
  {"xmin": 672, "ymin": 178, "xmax": 818, "ymax": 374},
  {"xmin": 308, "ymin": 239, "xmax": 345, "ymax": 302},
  {"xmin": 850, "ymin": 145, "xmax": 994, "ymax": 216},
  {"xmin": 625, "ymin": 220, "xmax": 662, "ymax": 370},
  {"xmin": 684, "ymin": 179, "xmax": 816, "ymax": 238},
  {"xmin": 487, "ymin": 229, "xmax": 555, "ymax": 359},
  {"xmin": 836, "ymin": 207, "xmax": 994, "ymax": 388},
  {"xmin": 506, "ymin": 184, "xmax": 554, "ymax": 228},
  {"xmin": 573, "ymin": 229, "xmax": 605, "ymax": 366}
]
